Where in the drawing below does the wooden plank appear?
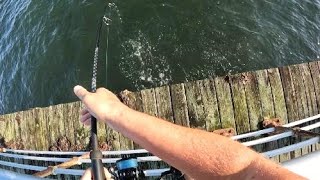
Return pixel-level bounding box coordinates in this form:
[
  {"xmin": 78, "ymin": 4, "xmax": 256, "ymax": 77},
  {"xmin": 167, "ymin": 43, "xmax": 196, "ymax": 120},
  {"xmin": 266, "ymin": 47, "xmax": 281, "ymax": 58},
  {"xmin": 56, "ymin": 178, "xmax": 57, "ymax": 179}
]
[
  {"xmin": 48, "ymin": 105, "xmax": 66, "ymax": 149},
  {"xmin": 279, "ymin": 66, "xmax": 301, "ymax": 158},
  {"xmin": 25, "ymin": 109, "xmax": 37, "ymax": 150},
  {"xmin": 170, "ymin": 83, "xmax": 190, "ymax": 127},
  {"xmin": 3, "ymin": 114, "xmax": 15, "ymax": 171},
  {"xmin": 256, "ymin": 70, "xmax": 279, "ymax": 163},
  {"xmin": 34, "ymin": 108, "xmax": 44, "ymax": 150},
  {"xmin": 230, "ymin": 74, "xmax": 250, "ymax": 134},
  {"xmin": 3, "ymin": 114, "xmax": 15, "ymax": 146},
  {"xmin": 300, "ymin": 64, "xmax": 318, "ymax": 152},
  {"xmin": 35, "ymin": 108, "xmax": 48, "ymax": 150},
  {"xmin": 66, "ymin": 102, "xmax": 81, "ymax": 147},
  {"xmin": 63, "ymin": 104, "xmax": 76, "ymax": 148},
  {"xmin": 214, "ymin": 76, "xmax": 237, "ymax": 132},
  {"xmin": 141, "ymin": 89, "xmax": 158, "ymax": 117},
  {"xmin": 72, "ymin": 102, "xmax": 90, "ymax": 150},
  {"xmin": 19, "ymin": 111, "xmax": 30, "ymax": 173},
  {"xmin": 199, "ymin": 78, "xmax": 221, "ymax": 131},
  {"xmin": 290, "ymin": 65, "xmax": 309, "ymax": 156},
  {"xmin": 140, "ymin": 88, "xmax": 161, "ymax": 170},
  {"xmin": 155, "ymin": 86, "xmax": 174, "ymax": 123},
  {"xmin": 119, "ymin": 90, "xmax": 143, "ymax": 149},
  {"xmin": 267, "ymin": 68, "xmax": 290, "ymax": 162},
  {"xmin": 185, "ymin": 81, "xmax": 206, "ymax": 129},
  {"xmin": 154, "ymin": 86, "xmax": 174, "ymax": 169},
  {"xmin": 243, "ymin": 72, "xmax": 264, "ymax": 152},
  {"xmin": 243, "ymin": 72, "xmax": 262, "ymax": 131},
  {"xmin": 308, "ymin": 62, "xmax": 320, "ymax": 150},
  {"xmin": 308, "ymin": 62, "xmax": 320, "ymax": 113},
  {"xmin": 300, "ymin": 64, "xmax": 318, "ymax": 116}
]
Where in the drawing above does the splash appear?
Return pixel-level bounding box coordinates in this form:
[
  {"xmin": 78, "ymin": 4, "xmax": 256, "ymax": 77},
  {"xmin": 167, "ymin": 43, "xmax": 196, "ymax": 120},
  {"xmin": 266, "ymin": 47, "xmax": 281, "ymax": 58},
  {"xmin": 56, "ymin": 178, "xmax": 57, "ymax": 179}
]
[{"xmin": 119, "ymin": 31, "xmax": 172, "ymax": 89}]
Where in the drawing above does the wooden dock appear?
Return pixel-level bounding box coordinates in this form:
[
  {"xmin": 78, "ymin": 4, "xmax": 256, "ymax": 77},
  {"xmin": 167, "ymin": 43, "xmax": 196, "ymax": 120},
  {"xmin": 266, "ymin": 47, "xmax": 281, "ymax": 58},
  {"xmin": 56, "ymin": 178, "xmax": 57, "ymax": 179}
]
[{"xmin": 1, "ymin": 60, "xmax": 320, "ymax": 165}]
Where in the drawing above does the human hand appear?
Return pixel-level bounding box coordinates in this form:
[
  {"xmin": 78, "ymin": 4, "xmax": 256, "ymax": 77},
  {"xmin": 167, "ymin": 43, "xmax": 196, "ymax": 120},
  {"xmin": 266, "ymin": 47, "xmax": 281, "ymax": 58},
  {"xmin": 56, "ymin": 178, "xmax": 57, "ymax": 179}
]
[
  {"xmin": 74, "ymin": 85, "xmax": 127, "ymax": 125},
  {"xmin": 81, "ymin": 168, "xmax": 113, "ymax": 180}
]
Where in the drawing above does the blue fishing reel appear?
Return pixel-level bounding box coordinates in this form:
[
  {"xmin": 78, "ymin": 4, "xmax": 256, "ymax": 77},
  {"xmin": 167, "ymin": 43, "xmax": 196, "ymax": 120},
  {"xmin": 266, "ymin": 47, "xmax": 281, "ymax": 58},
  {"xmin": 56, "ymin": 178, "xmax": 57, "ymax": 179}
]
[
  {"xmin": 109, "ymin": 157, "xmax": 145, "ymax": 180},
  {"xmin": 109, "ymin": 157, "xmax": 185, "ymax": 180}
]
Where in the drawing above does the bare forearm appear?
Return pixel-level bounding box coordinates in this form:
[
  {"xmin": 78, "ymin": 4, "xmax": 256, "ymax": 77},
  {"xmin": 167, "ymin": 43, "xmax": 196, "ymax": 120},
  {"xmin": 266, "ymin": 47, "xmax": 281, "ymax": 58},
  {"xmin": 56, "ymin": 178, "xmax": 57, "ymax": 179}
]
[
  {"xmin": 106, "ymin": 106, "xmax": 303, "ymax": 179},
  {"xmin": 73, "ymin": 86, "xmax": 304, "ymax": 180}
]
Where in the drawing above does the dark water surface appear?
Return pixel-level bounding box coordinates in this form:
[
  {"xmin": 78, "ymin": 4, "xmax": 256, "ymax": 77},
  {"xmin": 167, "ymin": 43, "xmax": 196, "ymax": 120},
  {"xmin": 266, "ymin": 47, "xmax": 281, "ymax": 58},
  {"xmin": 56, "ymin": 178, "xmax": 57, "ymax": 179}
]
[{"xmin": 1, "ymin": 0, "xmax": 320, "ymax": 114}]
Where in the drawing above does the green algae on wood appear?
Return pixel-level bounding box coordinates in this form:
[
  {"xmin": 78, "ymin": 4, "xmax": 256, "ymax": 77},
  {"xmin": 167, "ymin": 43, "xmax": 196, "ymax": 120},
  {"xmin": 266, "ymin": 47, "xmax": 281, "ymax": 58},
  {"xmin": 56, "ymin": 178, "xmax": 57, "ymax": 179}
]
[
  {"xmin": 214, "ymin": 76, "xmax": 237, "ymax": 132},
  {"xmin": 185, "ymin": 81, "xmax": 207, "ymax": 129},
  {"xmin": 230, "ymin": 74, "xmax": 251, "ymax": 134},
  {"xmin": 199, "ymin": 78, "xmax": 221, "ymax": 131},
  {"xmin": 170, "ymin": 83, "xmax": 190, "ymax": 127},
  {"xmin": 267, "ymin": 68, "xmax": 290, "ymax": 162}
]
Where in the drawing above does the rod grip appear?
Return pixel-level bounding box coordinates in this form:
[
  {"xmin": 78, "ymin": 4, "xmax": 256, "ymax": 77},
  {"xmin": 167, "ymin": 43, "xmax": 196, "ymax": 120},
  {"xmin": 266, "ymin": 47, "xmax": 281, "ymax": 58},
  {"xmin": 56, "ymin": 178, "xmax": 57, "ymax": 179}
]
[{"xmin": 91, "ymin": 150, "xmax": 106, "ymax": 180}]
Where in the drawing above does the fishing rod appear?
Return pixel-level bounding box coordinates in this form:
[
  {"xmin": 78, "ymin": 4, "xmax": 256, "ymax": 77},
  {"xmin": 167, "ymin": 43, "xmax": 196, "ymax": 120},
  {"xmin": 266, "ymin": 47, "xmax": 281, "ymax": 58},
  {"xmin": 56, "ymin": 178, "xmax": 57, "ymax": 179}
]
[
  {"xmin": 90, "ymin": 4, "xmax": 111, "ymax": 180},
  {"xmin": 90, "ymin": 3, "xmax": 184, "ymax": 180}
]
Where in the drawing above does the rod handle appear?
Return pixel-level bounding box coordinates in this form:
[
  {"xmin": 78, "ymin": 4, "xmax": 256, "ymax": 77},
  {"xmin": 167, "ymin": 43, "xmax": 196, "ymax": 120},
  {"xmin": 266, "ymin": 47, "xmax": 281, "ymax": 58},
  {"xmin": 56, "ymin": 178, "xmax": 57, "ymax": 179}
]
[{"xmin": 91, "ymin": 150, "xmax": 106, "ymax": 180}]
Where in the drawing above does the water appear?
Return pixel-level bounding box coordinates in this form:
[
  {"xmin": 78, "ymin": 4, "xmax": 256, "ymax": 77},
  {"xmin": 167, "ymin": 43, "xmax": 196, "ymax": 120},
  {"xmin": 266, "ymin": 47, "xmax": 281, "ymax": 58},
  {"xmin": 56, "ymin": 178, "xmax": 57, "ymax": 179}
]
[{"xmin": 1, "ymin": 0, "xmax": 320, "ymax": 114}]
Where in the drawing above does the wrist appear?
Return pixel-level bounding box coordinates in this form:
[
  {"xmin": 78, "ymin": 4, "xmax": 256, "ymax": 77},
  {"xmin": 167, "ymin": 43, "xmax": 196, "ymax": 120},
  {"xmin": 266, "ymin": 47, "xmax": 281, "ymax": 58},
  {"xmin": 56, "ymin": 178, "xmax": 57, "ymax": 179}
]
[{"xmin": 102, "ymin": 102, "xmax": 130, "ymax": 125}]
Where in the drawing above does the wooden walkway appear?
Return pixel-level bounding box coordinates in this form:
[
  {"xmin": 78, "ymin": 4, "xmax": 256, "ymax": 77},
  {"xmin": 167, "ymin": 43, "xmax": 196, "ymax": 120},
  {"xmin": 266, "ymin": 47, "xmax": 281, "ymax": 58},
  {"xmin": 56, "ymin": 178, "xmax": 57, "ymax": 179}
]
[{"xmin": 1, "ymin": 61, "xmax": 320, "ymax": 164}]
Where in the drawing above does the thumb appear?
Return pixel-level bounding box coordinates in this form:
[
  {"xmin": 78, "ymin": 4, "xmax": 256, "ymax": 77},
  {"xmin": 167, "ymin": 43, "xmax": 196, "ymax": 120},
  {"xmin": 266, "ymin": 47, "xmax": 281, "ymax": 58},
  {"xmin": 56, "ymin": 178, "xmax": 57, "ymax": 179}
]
[{"xmin": 74, "ymin": 85, "xmax": 90, "ymax": 100}]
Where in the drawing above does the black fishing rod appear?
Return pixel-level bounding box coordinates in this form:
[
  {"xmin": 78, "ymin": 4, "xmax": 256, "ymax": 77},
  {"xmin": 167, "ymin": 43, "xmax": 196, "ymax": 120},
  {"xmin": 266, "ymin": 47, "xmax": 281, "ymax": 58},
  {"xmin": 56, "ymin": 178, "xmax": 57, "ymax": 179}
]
[{"xmin": 90, "ymin": 4, "xmax": 110, "ymax": 180}]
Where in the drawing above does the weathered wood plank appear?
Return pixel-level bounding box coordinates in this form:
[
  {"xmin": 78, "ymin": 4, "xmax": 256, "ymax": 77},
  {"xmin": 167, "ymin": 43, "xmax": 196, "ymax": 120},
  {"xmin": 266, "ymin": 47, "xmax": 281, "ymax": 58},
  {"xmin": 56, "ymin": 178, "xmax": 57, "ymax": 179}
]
[
  {"xmin": 243, "ymin": 72, "xmax": 262, "ymax": 132},
  {"xmin": 26, "ymin": 109, "xmax": 37, "ymax": 150},
  {"xmin": 230, "ymin": 74, "xmax": 250, "ymax": 134},
  {"xmin": 3, "ymin": 114, "xmax": 16, "ymax": 146},
  {"xmin": 72, "ymin": 103, "xmax": 90, "ymax": 150},
  {"xmin": 185, "ymin": 81, "xmax": 206, "ymax": 129},
  {"xmin": 214, "ymin": 76, "xmax": 237, "ymax": 132},
  {"xmin": 290, "ymin": 65, "xmax": 309, "ymax": 156},
  {"xmin": 267, "ymin": 68, "xmax": 290, "ymax": 162},
  {"xmin": 63, "ymin": 104, "xmax": 76, "ymax": 147},
  {"xmin": 140, "ymin": 88, "xmax": 162, "ymax": 170},
  {"xmin": 300, "ymin": 64, "xmax": 318, "ymax": 152},
  {"xmin": 199, "ymin": 78, "xmax": 221, "ymax": 131},
  {"xmin": 279, "ymin": 66, "xmax": 301, "ymax": 158},
  {"xmin": 308, "ymin": 61, "xmax": 320, "ymax": 150},
  {"xmin": 308, "ymin": 62, "xmax": 320, "ymax": 113},
  {"xmin": 256, "ymin": 70, "xmax": 279, "ymax": 163},
  {"xmin": 155, "ymin": 86, "xmax": 174, "ymax": 122},
  {"xmin": 242, "ymin": 72, "xmax": 264, "ymax": 152},
  {"xmin": 141, "ymin": 89, "xmax": 158, "ymax": 117},
  {"xmin": 300, "ymin": 64, "xmax": 318, "ymax": 116},
  {"xmin": 120, "ymin": 90, "xmax": 143, "ymax": 149},
  {"xmin": 170, "ymin": 84, "xmax": 190, "ymax": 127}
]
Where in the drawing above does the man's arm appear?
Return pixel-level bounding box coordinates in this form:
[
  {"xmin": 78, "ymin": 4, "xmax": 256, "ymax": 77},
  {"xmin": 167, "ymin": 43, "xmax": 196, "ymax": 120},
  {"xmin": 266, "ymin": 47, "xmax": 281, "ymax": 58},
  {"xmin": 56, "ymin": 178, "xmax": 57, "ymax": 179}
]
[{"xmin": 74, "ymin": 85, "xmax": 305, "ymax": 180}]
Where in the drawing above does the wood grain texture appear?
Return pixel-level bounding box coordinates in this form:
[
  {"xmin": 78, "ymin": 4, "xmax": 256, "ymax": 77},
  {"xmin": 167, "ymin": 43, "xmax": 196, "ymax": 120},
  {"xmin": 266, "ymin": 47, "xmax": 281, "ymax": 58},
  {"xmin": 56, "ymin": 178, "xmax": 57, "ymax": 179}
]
[
  {"xmin": 279, "ymin": 66, "xmax": 301, "ymax": 158},
  {"xmin": 155, "ymin": 86, "xmax": 174, "ymax": 122},
  {"xmin": 170, "ymin": 83, "xmax": 190, "ymax": 127},
  {"xmin": 256, "ymin": 70, "xmax": 279, "ymax": 162},
  {"xmin": 230, "ymin": 74, "xmax": 250, "ymax": 134},
  {"xmin": 214, "ymin": 76, "xmax": 237, "ymax": 133},
  {"xmin": 185, "ymin": 81, "xmax": 206, "ymax": 129},
  {"xmin": 267, "ymin": 68, "xmax": 290, "ymax": 162},
  {"xmin": 199, "ymin": 78, "xmax": 221, "ymax": 131},
  {"xmin": 308, "ymin": 62, "xmax": 320, "ymax": 150},
  {"xmin": 290, "ymin": 65, "xmax": 309, "ymax": 156},
  {"xmin": 300, "ymin": 64, "xmax": 318, "ymax": 152}
]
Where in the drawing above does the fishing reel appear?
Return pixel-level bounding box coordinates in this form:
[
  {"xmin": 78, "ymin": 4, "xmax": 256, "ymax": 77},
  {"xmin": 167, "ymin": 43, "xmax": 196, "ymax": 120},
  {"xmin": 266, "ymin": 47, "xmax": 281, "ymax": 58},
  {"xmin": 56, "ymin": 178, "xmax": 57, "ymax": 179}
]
[
  {"xmin": 108, "ymin": 157, "xmax": 145, "ymax": 180},
  {"xmin": 108, "ymin": 156, "xmax": 185, "ymax": 180}
]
